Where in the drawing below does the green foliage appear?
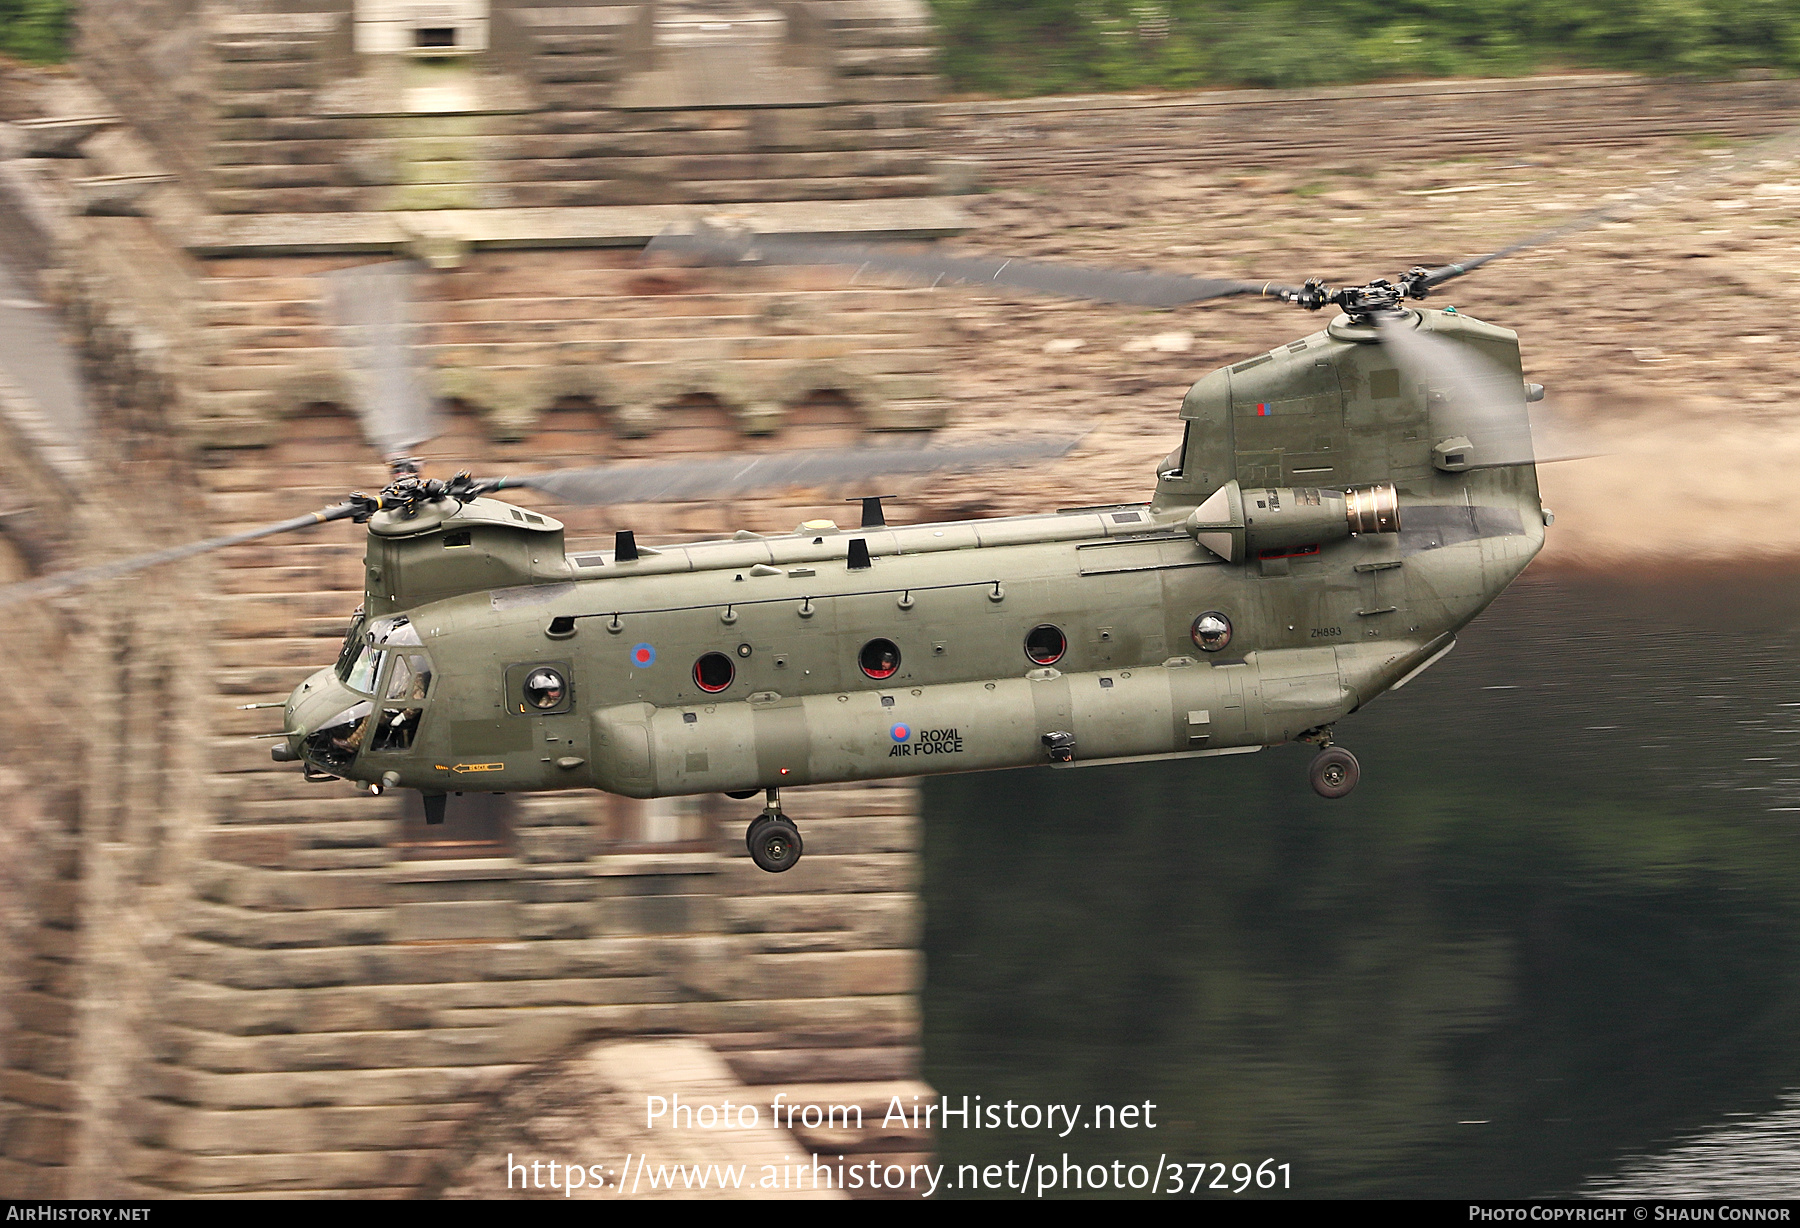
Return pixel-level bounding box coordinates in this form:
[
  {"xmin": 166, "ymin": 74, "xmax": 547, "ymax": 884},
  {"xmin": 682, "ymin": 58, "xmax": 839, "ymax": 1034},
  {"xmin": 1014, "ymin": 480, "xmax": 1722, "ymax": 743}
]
[
  {"xmin": 928, "ymin": 0, "xmax": 1800, "ymax": 95},
  {"xmin": 0, "ymin": 0, "xmax": 71, "ymax": 63}
]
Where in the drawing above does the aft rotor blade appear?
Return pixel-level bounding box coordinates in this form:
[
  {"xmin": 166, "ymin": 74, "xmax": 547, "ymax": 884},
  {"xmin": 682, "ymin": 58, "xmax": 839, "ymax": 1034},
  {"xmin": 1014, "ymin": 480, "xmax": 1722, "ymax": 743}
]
[
  {"xmin": 648, "ymin": 227, "xmax": 1299, "ymax": 309},
  {"xmin": 1374, "ymin": 313, "xmax": 1535, "ymax": 467},
  {"xmin": 0, "ymin": 502, "xmax": 364, "ymax": 609},
  {"xmin": 490, "ymin": 436, "xmax": 1081, "ymax": 507},
  {"xmin": 1414, "ymin": 122, "xmax": 1800, "ymax": 293}
]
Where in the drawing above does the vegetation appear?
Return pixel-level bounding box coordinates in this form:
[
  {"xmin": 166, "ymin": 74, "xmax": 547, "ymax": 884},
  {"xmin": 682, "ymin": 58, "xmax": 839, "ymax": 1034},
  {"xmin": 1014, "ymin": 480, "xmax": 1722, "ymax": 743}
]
[
  {"xmin": 929, "ymin": 0, "xmax": 1800, "ymax": 95},
  {"xmin": 6, "ymin": 1, "xmax": 1793, "ymax": 87},
  {"xmin": 0, "ymin": 0, "xmax": 66, "ymax": 63},
  {"xmin": 0, "ymin": 0, "xmax": 69, "ymax": 63}
]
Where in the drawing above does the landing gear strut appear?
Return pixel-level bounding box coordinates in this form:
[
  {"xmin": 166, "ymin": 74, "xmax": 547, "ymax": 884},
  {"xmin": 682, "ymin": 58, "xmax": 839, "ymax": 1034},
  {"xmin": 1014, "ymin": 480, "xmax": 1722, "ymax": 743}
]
[
  {"xmin": 746, "ymin": 788, "xmax": 804, "ymax": 873},
  {"xmin": 1301, "ymin": 728, "xmax": 1360, "ymax": 799}
]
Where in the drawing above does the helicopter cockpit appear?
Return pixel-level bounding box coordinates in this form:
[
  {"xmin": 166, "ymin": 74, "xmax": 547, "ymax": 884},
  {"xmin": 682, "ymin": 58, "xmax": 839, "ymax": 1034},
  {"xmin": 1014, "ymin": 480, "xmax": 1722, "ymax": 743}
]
[{"xmin": 302, "ymin": 614, "xmax": 435, "ymax": 771}]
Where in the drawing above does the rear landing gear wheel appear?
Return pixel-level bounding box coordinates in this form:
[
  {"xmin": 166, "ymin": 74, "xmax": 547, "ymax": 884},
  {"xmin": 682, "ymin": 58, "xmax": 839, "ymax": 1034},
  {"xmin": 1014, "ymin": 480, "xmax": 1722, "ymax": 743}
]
[
  {"xmin": 1309, "ymin": 747, "xmax": 1360, "ymax": 799},
  {"xmin": 748, "ymin": 816, "xmax": 803, "ymax": 873}
]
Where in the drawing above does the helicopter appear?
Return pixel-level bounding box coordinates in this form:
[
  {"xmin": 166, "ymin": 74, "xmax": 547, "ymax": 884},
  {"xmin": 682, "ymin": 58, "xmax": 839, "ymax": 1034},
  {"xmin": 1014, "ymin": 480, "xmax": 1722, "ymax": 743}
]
[{"xmin": 8, "ymin": 142, "xmax": 1758, "ymax": 873}]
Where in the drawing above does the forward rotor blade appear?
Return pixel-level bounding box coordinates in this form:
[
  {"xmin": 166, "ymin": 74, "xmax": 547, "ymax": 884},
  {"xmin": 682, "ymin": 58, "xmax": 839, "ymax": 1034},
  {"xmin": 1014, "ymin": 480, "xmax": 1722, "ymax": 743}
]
[
  {"xmin": 648, "ymin": 227, "xmax": 1298, "ymax": 309},
  {"xmin": 322, "ymin": 261, "xmax": 438, "ymax": 457},
  {"xmin": 1374, "ymin": 313, "xmax": 1535, "ymax": 467},
  {"xmin": 0, "ymin": 502, "xmax": 363, "ymax": 609},
  {"xmin": 491, "ymin": 436, "xmax": 1081, "ymax": 507},
  {"xmin": 1415, "ymin": 122, "xmax": 1800, "ymax": 293}
]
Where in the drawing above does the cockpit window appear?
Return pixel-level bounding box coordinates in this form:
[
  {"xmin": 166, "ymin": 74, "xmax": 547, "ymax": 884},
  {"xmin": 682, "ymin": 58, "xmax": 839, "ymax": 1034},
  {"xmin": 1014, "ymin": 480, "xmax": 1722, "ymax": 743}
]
[
  {"xmin": 303, "ymin": 701, "xmax": 373, "ymax": 770},
  {"xmin": 371, "ymin": 706, "xmax": 424, "ymax": 752},
  {"xmin": 370, "ymin": 649, "xmax": 433, "ymax": 751},
  {"xmin": 1159, "ymin": 423, "xmax": 1193, "ymax": 480},
  {"xmin": 338, "ymin": 618, "xmax": 428, "ymax": 696},
  {"xmin": 369, "ymin": 616, "xmax": 423, "ymax": 648},
  {"xmin": 334, "ymin": 609, "xmax": 367, "ymax": 678},
  {"xmin": 343, "ymin": 646, "xmax": 386, "ymax": 696},
  {"xmin": 385, "ymin": 653, "xmax": 433, "ymax": 702}
]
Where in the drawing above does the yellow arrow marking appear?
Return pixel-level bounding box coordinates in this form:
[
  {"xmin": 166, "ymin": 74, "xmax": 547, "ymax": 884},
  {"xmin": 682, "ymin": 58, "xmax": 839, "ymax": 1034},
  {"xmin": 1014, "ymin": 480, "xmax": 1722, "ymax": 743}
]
[{"xmin": 435, "ymin": 762, "xmax": 504, "ymax": 774}]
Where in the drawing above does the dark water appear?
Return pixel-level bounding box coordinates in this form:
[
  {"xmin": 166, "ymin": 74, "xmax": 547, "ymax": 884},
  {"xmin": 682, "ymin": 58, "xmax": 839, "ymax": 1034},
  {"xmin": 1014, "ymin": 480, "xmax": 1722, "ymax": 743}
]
[{"xmin": 921, "ymin": 567, "xmax": 1800, "ymax": 1198}]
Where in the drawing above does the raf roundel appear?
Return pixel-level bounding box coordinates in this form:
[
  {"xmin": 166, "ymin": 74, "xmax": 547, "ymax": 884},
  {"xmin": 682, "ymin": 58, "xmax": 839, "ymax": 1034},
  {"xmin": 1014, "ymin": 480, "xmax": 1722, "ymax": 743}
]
[
  {"xmin": 890, "ymin": 723, "xmax": 911, "ymax": 743},
  {"xmin": 630, "ymin": 642, "xmax": 657, "ymax": 668}
]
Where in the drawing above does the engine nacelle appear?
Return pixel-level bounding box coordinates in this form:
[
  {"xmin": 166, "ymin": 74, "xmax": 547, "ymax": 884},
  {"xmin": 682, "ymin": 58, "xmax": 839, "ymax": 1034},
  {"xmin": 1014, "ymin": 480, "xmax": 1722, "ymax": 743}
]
[{"xmin": 1185, "ymin": 480, "xmax": 1399, "ymax": 561}]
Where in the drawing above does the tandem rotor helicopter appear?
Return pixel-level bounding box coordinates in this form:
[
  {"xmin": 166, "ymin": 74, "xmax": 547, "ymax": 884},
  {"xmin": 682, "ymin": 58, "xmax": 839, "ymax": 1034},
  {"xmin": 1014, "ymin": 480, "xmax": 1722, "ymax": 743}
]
[{"xmin": 1, "ymin": 142, "xmax": 1772, "ymax": 873}]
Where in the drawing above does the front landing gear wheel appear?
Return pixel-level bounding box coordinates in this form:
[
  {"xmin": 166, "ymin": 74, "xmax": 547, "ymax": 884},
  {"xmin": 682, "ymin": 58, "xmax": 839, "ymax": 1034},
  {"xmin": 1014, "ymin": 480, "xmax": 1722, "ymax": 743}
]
[
  {"xmin": 1309, "ymin": 747, "xmax": 1361, "ymax": 799},
  {"xmin": 748, "ymin": 817, "xmax": 803, "ymax": 873}
]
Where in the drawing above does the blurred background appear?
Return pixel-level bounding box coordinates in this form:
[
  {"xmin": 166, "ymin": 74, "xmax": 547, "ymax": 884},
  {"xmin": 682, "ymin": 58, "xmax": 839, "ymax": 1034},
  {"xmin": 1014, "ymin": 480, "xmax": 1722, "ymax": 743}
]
[{"xmin": 2, "ymin": 0, "xmax": 1800, "ymax": 1200}]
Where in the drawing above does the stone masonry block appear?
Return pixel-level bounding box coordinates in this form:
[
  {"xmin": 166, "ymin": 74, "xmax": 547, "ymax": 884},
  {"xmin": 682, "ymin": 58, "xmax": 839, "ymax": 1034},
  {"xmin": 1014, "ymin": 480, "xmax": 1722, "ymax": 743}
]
[
  {"xmin": 121, "ymin": 1146, "xmax": 438, "ymax": 1193},
  {"xmin": 9, "ymin": 1032, "xmax": 73, "ymax": 1079},
  {"xmin": 154, "ymin": 1023, "xmax": 511, "ymax": 1075},
  {"xmin": 532, "ymin": 55, "xmax": 620, "ymax": 84},
  {"xmin": 0, "ymin": 1069, "xmax": 75, "ymax": 1113},
  {"xmin": 528, "ymin": 34, "xmax": 617, "ymax": 55},
  {"xmin": 686, "ymin": 993, "xmax": 917, "ymax": 1037},
  {"xmin": 213, "ymin": 36, "xmax": 322, "ymax": 64},
  {"xmin": 731, "ymin": 950, "xmax": 921, "ymax": 999},
  {"xmin": 393, "ymin": 901, "xmax": 520, "ymax": 942},
  {"xmin": 512, "ymin": 827, "xmax": 595, "ymax": 864},
  {"xmin": 12, "ymin": 993, "xmax": 75, "ymax": 1038},
  {"xmin": 836, "ymin": 47, "xmax": 936, "ymax": 75},
  {"xmin": 137, "ymin": 1101, "xmax": 474, "ymax": 1156},
  {"xmin": 187, "ymin": 900, "xmax": 393, "ymax": 949},
  {"xmin": 0, "ymin": 1156, "xmax": 68, "ymax": 1198},
  {"xmin": 515, "ymin": 901, "xmax": 601, "ymax": 941},
  {"xmin": 840, "ymin": 75, "xmax": 939, "ymax": 103},
  {"xmin": 596, "ymin": 893, "xmax": 719, "ymax": 937},
  {"xmin": 719, "ymin": 852, "xmax": 917, "ymax": 896},
  {"xmin": 3, "ymin": 1111, "xmax": 73, "ymax": 1165},
  {"xmin": 721, "ymin": 892, "xmax": 918, "ymax": 940},
  {"xmin": 199, "ymin": 864, "xmax": 389, "ymax": 912},
  {"xmin": 148, "ymin": 1064, "xmax": 525, "ymax": 1111},
  {"xmin": 214, "ymin": 61, "xmax": 320, "ymax": 92}
]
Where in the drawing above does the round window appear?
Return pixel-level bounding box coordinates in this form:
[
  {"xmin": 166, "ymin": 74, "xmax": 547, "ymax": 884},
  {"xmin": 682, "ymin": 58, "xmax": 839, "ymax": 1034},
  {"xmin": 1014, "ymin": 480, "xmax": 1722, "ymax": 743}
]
[
  {"xmin": 1024, "ymin": 624, "xmax": 1066, "ymax": 665},
  {"xmin": 523, "ymin": 667, "xmax": 567, "ymax": 709},
  {"xmin": 694, "ymin": 652, "xmax": 735, "ymax": 693},
  {"xmin": 1190, "ymin": 612, "xmax": 1232, "ymax": 653},
  {"xmin": 859, "ymin": 638, "xmax": 901, "ymax": 680}
]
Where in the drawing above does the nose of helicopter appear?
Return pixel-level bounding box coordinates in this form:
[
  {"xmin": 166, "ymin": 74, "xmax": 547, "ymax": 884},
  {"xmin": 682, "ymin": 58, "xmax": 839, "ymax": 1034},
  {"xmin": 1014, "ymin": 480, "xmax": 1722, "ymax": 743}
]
[{"xmin": 275, "ymin": 667, "xmax": 369, "ymax": 771}]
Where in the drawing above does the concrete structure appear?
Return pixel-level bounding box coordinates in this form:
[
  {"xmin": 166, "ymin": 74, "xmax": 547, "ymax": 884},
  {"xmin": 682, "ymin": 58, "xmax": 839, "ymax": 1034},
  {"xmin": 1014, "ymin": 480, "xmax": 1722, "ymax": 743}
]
[{"xmin": 0, "ymin": 0, "xmax": 956, "ymax": 1198}]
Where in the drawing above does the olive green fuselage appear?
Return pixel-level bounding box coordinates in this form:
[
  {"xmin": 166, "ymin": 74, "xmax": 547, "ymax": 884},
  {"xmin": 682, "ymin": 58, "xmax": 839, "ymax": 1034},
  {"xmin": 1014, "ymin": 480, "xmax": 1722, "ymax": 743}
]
[{"xmin": 284, "ymin": 308, "xmax": 1547, "ymax": 800}]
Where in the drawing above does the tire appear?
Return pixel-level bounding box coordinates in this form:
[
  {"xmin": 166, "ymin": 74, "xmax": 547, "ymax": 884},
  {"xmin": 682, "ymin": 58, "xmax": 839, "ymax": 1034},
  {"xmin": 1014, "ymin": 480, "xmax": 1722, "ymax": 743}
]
[
  {"xmin": 748, "ymin": 818, "xmax": 803, "ymax": 873},
  {"xmin": 1309, "ymin": 747, "xmax": 1360, "ymax": 799}
]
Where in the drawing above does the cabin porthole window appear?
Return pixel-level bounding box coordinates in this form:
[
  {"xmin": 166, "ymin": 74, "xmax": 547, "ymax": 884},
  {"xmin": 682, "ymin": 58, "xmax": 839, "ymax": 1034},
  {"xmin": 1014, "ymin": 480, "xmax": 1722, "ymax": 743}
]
[
  {"xmin": 523, "ymin": 667, "xmax": 567, "ymax": 709},
  {"xmin": 1024, "ymin": 624, "xmax": 1066, "ymax": 665},
  {"xmin": 1191, "ymin": 612, "xmax": 1232, "ymax": 653},
  {"xmin": 694, "ymin": 652, "xmax": 735, "ymax": 693},
  {"xmin": 859, "ymin": 638, "xmax": 901, "ymax": 680}
]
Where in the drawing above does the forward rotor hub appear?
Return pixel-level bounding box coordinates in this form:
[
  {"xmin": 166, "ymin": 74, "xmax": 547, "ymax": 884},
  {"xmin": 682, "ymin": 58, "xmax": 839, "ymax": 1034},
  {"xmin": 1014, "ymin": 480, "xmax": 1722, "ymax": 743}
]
[
  {"xmin": 354, "ymin": 471, "xmax": 489, "ymax": 523},
  {"xmin": 1283, "ymin": 271, "xmax": 1433, "ymax": 321}
]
